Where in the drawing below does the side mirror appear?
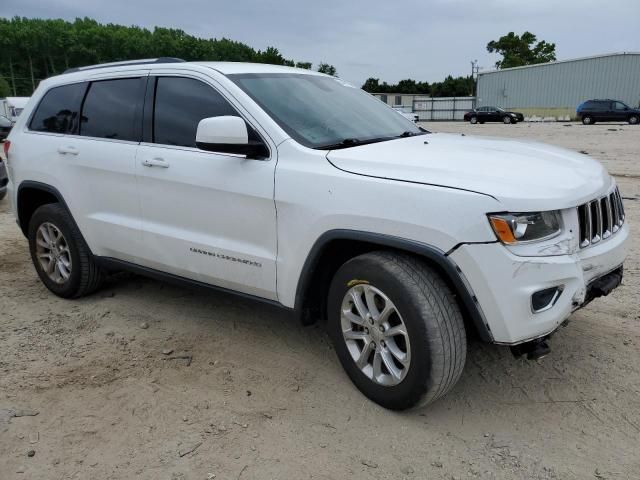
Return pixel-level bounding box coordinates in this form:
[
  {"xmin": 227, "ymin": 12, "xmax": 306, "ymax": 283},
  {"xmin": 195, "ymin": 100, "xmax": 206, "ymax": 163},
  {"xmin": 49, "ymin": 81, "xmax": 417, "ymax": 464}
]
[{"xmin": 196, "ymin": 116, "xmax": 268, "ymax": 159}]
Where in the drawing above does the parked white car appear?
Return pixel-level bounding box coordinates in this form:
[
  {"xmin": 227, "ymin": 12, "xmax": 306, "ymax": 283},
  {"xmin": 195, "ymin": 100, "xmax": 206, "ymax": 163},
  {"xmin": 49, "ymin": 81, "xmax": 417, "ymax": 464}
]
[
  {"xmin": 5, "ymin": 59, "xmax": 628, "ymax": 409},
  {"xmin": 1, "ymin": 96, "xmax": 29, "ymax": 124},
  {"xmin": 392, "ymin": 107, "xmax": 419, "ymax": 122}
]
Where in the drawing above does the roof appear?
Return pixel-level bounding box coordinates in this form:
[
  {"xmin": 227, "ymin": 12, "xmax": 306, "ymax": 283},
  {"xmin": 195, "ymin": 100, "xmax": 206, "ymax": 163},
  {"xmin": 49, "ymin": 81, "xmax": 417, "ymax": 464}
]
[
  {"xmin": 61, "ymin": 58, "xmax": 324, "ymax": 77},
  {"xmin": 478, "ymin": 51, "xmax": 640, "ymax": 75},
  {"xmin": 197, "ymin": 62, "xmax": 323, "ymax": 76}
]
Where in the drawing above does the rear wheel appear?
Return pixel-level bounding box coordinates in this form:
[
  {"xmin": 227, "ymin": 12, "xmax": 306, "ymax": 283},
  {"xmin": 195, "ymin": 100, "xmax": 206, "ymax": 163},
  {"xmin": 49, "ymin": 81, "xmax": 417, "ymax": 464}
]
[
  {"xmin": 28, "ymin": 203, "xmax": 105, "ymax": 298},
  {"xmin": 582, "ymin": 115, "xmax": 595, "ymax": 125},
  {"xmin": 470, "ymin": 116, "xmax": 478, "ymax": 124},
  {"xmin": 629, "ymin": 115, "xmax": 639, "ymax": 125},
  {"xmin": 327, "ymin": 251, "xmax": 467, "ymax": 410}
]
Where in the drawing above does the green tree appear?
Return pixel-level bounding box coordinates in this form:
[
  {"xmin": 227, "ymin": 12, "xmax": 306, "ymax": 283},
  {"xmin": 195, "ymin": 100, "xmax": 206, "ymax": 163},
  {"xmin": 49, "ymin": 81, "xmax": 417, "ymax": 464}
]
[
  {"xmin": 0, "ymin": 76, "xmax": 11, "ymax": 97},
  {"xmin": 317, "ymin": 62, "xmax": 337, "ymax": 76},
  {"xmin": 487, "ymin": 31, "xmax": 556, "ymax": 69},
  {"xmin": 0, "ymin": 17, "xmax": 315, "ymax": 95},
  {"xmin": 362, "ymin": 75, "xmax": 474, "ymax": 97},
  {"xmin": 362, "ymin": 77, "xmax": 380, "ymax": 92},
  {"xmin": 295, "ymin": 61, "xmax": 312, "ymax": 69}
]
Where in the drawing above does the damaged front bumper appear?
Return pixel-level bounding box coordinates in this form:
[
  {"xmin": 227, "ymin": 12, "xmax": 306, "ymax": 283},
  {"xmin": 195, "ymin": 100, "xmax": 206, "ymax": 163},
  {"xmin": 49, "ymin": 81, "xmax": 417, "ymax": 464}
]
[{"xmin": 449, "ymin": 223, "xmax": 629, "ymax": 344}]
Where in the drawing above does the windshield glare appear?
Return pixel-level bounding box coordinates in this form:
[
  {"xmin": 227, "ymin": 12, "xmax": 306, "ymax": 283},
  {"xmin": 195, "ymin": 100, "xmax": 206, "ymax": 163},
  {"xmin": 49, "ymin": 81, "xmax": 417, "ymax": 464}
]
[{"xmin": 229, "ymin": 73, "xmax": 422, "ymax": 149}]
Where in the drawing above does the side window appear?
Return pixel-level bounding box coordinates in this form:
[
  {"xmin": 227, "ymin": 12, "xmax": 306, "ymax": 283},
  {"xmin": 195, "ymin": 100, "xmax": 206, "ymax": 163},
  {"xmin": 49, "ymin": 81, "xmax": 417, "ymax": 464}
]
[
  {"xmin": 614, "ymin": 102, "xmax": 627, "ymax": 110},
  {"xmin": 80, "ymin": 78, "xmax": 144, "ymax": 141},
  {"xmin": 29, "ymin": 83, "xmax": 87, "ymax": 134},
  {"xmin": 153, "ymin": 77, "xmax": 239, "ymax": 148}
]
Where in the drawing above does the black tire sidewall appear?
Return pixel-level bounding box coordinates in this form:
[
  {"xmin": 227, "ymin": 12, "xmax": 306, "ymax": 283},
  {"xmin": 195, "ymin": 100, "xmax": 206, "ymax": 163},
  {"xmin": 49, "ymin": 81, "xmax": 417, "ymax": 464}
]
[
  {"xmin": 582, "ymin": 116, "xmax": 593, "ymax": 125},
  {"xmin": 28, "ymin": 204, "xmax": 83, "ymax": 297},
  {"xmin": 327, "ymin": 256, "xmax": 434, "ymax": 409},
  {"xmin": 629, "ymin": 115, "xmax": 639, "ymax": 125}
]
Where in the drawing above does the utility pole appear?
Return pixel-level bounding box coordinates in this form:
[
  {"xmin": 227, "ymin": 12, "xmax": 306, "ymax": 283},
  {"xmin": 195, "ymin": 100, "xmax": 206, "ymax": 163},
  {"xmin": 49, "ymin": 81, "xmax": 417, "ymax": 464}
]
[{"xmin": 470, "ymin": 59, "xmax": 479, "ymax": 97}]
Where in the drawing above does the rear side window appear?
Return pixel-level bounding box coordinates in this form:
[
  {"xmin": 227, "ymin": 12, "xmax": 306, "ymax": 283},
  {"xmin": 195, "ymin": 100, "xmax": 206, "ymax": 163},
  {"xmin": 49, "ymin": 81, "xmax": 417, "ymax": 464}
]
[
  {"xmin": 29, "ymin": 83, "xmax": 87, "ymax": 134},
  {"xmin": 153, "ymin": 77, "xmax": 238, "ymax": 147},
  {"xmin": 80, "ymin": 78, "xmax": 145, "ymax": 141}
]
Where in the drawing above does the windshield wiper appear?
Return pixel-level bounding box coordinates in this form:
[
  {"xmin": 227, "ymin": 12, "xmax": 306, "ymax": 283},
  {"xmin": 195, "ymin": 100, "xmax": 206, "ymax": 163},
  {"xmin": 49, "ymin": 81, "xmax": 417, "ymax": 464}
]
[
  {"xmin": 397, "ymin": 130, "xmax": 427, "ymax": 138},
  {"xmin": 313, "ymin": 137, "xmax": 389, "ymax": 150},
  {"xmin": 314, "ymin": 131, "xmax": 427, "ymax": 150}
]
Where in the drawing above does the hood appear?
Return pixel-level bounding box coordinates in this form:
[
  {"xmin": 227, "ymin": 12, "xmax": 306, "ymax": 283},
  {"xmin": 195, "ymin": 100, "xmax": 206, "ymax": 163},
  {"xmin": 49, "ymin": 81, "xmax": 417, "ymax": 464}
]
[{"xmin": 326, "ymin": 133, "xmax": 611, "ymax": 211}]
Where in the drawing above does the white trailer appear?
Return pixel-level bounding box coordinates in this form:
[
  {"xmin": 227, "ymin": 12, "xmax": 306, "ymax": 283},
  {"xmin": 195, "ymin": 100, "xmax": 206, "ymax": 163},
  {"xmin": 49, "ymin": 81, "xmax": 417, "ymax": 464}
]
[{"xmin": 1, "ymin": 97, "xmax": 30, "ymax": 123}]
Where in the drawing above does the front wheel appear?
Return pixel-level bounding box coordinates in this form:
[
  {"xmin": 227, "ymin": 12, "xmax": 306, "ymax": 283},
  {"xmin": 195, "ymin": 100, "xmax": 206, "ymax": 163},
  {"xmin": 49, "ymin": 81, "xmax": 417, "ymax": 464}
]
[
  {"xmin": 582, "ymin": 115, "xmax": 595, "ymax": 125},
  {"xmin": 327, "ymin": 251, "xmax": 467, "ymax": 410},
  {"xmin": 629, "ymin": 115, "xmax": 639, "ymax": 125},
  {"xmin": 503, "ymin": 116, "xmax": 514, "ymax": 124}
]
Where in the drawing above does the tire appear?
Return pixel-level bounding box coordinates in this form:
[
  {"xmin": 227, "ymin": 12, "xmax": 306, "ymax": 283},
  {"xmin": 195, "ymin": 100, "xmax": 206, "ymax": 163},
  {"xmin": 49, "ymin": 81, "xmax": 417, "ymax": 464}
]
[
  {"xmin": 0, "ymin": 189, "xmax": 6, "ymax": 201},
  {"xmin": 28, "ymin": 203, "xmax": 105, "ymax": 298},
  {"xmin": 503, "ymin": 116, "xmax": 513, "ymax": 124},
  {"xmin": 327, "ymin": 251, "xmax": 467, "ymax": 410},
  {"xmin": 629, "ymin": 115, "xmax": 639, "ymax": 125},
  {"xmin": 582, "ymin": 115, "xmax": 594, "ymax": 125},
  {"xmin": 470, "ymin": 116, "xmax": 478, "ymax": 124}
]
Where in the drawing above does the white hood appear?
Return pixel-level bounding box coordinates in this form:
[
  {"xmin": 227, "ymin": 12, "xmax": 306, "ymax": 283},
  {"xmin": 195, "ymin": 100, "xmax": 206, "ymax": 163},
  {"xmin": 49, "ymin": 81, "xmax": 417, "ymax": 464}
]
[{"xmin": 326, "ymin": 133, "xmax": 612, "ymax": 211}]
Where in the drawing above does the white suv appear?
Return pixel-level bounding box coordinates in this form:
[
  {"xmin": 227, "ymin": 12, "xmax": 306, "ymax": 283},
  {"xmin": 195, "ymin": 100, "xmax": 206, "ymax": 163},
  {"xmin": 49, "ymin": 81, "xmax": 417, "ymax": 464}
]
[{"xmin": 5, "ymin": 59, "xmax": 628, "ymax": 409}]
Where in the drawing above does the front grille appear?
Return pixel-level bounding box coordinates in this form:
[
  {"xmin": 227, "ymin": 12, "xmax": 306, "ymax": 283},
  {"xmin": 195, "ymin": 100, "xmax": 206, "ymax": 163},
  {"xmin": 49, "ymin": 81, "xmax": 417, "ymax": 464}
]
[{"xmin": 577, "ymin": 187, "xmax": 625, "ymax": 248}]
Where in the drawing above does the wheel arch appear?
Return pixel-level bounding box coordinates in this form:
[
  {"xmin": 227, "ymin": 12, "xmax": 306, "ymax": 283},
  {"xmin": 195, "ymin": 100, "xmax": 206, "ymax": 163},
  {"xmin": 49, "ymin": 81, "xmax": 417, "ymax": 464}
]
[
  {"xmin": 17, "ymin": 181, "xmax": 71, "ymax": 236},
  {"xmin": 293, "ymin": 229, "xmax": 493, "ymax": 342}
]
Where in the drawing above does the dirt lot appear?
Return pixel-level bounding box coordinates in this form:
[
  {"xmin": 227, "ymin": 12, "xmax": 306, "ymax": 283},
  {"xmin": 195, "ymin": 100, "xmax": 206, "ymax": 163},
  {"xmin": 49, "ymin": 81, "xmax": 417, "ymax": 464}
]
[{"xmin": 1, "ymin": 122, "xmax": 639, "ymax": 480}]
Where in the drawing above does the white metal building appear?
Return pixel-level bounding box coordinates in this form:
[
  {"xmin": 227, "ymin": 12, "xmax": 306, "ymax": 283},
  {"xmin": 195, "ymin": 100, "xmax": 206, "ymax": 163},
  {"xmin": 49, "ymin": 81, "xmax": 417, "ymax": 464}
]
[{"xmin": 476, "ymin": 52, "xmax": 640, "ymax": 119}]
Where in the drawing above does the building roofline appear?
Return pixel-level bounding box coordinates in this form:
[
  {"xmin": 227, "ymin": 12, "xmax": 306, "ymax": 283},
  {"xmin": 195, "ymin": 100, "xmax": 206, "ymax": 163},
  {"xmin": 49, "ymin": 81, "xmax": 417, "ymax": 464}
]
[{"xmin": 478, "ymin": 51, "xmax": 640, "ymax": 75}]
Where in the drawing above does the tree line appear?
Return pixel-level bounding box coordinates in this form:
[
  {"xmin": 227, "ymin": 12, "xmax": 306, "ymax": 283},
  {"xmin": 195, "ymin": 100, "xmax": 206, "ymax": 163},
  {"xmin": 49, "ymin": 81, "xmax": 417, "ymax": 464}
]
[
  {"xmin": 0, "ymin": 17, "xmax": 336, "ymax": 96},
  {"xmin": 0, "ymin": 17, "xmax": 554, "ymax": 101},
  {"xmin": 361, "ymin": 75, "xmax": 475, "ymax": 97}
]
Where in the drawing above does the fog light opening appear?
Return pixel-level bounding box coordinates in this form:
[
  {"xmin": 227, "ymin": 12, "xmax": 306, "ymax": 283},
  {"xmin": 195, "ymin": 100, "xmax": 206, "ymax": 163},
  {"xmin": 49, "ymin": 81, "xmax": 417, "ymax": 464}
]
[{"xmin": 531, "ymin": 286, "xmax": 563, "ymax": 313}]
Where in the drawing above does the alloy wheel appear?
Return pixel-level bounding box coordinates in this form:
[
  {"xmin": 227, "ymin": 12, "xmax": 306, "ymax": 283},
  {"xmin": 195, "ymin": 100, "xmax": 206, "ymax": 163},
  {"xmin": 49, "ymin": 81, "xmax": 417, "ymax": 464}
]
[
  {"xmin": 35, "ymin": 222, "xmax": 72, "ymax": 284},
  {"xmin": 340, "ymin": 284, "xmax": 411, "ymax": 386}
]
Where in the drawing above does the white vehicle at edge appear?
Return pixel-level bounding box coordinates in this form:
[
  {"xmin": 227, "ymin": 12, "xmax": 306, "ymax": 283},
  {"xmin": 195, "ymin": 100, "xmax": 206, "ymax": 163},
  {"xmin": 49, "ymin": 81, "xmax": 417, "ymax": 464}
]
[
  {"xmin": 1, "ymin": 96, "xmax": 30, "ymax": 123},
  {"xmin": 4, "ymin": 59, "xmax": 628, "ymax": 410}
]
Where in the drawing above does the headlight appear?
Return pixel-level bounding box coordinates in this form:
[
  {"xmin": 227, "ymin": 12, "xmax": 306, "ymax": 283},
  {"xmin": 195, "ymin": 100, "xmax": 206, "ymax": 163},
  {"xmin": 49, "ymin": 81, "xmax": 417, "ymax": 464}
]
[{"xmin": 488, "ymin": 211, "xmax": 562, "ymax": 244}]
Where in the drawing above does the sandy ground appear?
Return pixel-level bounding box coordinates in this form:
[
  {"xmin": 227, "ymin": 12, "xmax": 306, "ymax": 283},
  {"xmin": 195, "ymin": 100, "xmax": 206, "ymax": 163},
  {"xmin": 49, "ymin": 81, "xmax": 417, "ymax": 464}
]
[{"xmin": 1, "ymin": 122, "xmax": 639, "ymax": 480}]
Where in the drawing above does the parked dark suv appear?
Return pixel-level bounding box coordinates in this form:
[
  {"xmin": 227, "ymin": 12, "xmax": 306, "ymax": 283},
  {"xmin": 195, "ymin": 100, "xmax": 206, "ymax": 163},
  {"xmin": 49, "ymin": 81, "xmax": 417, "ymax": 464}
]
[{"xmin": 577, "ymin": 99, "xmax": 640, "ymax": 125}]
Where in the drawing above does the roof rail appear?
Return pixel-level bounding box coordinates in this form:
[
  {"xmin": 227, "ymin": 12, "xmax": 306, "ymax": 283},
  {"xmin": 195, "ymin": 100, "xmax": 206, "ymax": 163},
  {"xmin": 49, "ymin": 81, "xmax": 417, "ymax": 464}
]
[{"xmin": 64, "ymin": 57, "xmax": 185, "ymax": 74}]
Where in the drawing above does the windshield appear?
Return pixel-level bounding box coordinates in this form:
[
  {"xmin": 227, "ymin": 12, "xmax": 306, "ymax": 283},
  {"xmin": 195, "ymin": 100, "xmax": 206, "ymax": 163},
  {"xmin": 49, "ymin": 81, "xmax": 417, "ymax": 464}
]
[{"xmin": 229, "ymin": 73, "xmax": 423, "ymax": 149}]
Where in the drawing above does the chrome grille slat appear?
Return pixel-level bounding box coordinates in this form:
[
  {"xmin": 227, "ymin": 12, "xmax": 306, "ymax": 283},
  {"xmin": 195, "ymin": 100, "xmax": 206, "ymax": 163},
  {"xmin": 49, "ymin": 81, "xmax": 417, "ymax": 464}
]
[
  {"xmin": 577, "ymin": 187, "xmax": 624, "ymax": 249},
  {"xmin": 602, "ymin": 196, "xmax": 612, "ymax": 239}
]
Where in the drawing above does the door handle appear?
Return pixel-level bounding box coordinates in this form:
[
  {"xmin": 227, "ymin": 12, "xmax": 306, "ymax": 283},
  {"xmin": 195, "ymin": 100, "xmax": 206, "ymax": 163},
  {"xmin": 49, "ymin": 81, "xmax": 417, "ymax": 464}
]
[
  {"xmin": 57, "ymin": 146, "xmax": 79, "ymax": 155},
  {"xmin": 142, "ymin": 158, "xmax": 170, "ymax": 168}
]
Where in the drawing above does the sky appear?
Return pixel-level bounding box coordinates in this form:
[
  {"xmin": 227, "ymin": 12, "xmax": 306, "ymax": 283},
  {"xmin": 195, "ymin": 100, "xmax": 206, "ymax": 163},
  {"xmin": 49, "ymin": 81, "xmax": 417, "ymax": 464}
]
[{"xmin": 2, "ymin": 0, "xmax": 640, "ymax": 86}]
